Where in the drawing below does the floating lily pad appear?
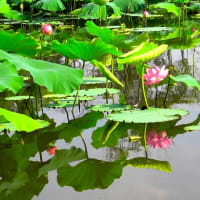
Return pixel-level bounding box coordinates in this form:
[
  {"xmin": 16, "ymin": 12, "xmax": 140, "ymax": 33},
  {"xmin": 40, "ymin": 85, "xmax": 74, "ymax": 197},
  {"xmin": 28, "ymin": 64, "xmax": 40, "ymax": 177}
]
[
  {"xmin": 5, "ymin": 96, "xmax": 35, "ymax": 101},
  {"xmin": 126, "ymin": 157, "xmax": 172, "ymax": 173},
  {"xmin": 55, "ymin": 96, "xmax": 95, "ymax": 102},
  {"xmin": 87, "ymin": 104, "xmax": 131, "ymax": 112},
  {"xmin": 107, "ymin": 107, "xmax": 189, "ymax": 123},
  {"xmin": 68, "ymin": 88, "xmax": 120, "ymax": 97},
  {"xmin": 184, "ymin": 125, "xmax": 200, "ymax": 131},
  {"xmin": 83, "ymin": 77, "xmax": 109, "ymax": 84},
  {"xmin": 132, "ymin": 27, "xmax": 173, "ymax": 32},
  {"xmin": 43, "ymin": 94, "xmax": 68, "ymax": 99},
  {"xmin": 45, "ymin": 102, "xmax": 77, "ymax": 108}
]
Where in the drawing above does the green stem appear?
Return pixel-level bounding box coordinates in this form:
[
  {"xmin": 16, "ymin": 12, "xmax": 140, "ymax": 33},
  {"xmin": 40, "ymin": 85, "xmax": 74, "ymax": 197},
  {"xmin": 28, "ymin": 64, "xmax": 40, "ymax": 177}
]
[
  {"xmin": 144, "ymin": 123, "xmax": 148, "ymax": 159},
  {"xmin": 193, "ymin": 48, "xmax": 196, "ymax": 78},
  {"xmin": 141, "ymin": 65, "xmax": 149, "ymax": 109},
  {"xmin": 72, "ymin": 86, "xmax": 80, "ymax": 113},
  {"xmin": 106, "ymin": 79, "xmax": 109, "ymax": 104}
]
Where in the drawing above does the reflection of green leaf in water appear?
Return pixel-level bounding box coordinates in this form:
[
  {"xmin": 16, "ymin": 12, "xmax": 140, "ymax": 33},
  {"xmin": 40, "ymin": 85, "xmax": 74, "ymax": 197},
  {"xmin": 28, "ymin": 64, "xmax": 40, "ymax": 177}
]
[
  {"xmin": 39, "ymin": 147, "xmax": 86, "ymax": 177},
  {"xmin": 0, "ymin": 49, "xmax": 83, "ymax": 94},
  {"xmin": 107, "ymin": 107, "xmax": 189, "ymax": 123},
  {"xmin": 117, "ymin": 42, "xmax": 168, "ymax": 65},
  {"xmin": 171, "ymin": 75, "xmax": 200, "ymax": 90},
  {"xmin": 184, "ymin": 125, "xmax": 200, "ymax": 131},
  {"xmin": 0, "ymin": 108, "xmax": 49, "ymax": 132},
  {"xmin": 126, "ymin": 157, "xmax": 172, "ymax": 173},
  {"xmin": 57, "ymin": 159, "xmax": 123, "ymax": 191},
  {"xmin": 0, "ymin": 62, "xmax": 23, "ymax": 94},
  {"xmin": 92, "ymin": 122, "xmax": 130, "ymax": 148},
  {"xmin": 87, "ymin": 104, "xmax": 131, "ymax": 112}
]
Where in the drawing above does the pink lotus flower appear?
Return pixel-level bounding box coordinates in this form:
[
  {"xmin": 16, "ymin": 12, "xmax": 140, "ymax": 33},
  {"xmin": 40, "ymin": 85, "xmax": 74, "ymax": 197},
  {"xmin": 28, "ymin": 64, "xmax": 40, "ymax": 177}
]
[
  {"xmin": 144, "ymin": 65, "xmax": 169, "ymax": 86},
  {"xmin": 47, "ymin": 146, "xmax": 58, "ymax": 155},
  {"xmin": 41, "ymin": 24, "xmax": 53, "ymax": 36},
  {"xmin": 191, "ymin": 27, "xmax": 196, "ymax": 32},
  {"xmin": 146, "ymin": 129, "xmax": 171, "ymax": 149},
  {"xmin": 143, "ymin": 10, "xmax": 149, "ymax": 18}
]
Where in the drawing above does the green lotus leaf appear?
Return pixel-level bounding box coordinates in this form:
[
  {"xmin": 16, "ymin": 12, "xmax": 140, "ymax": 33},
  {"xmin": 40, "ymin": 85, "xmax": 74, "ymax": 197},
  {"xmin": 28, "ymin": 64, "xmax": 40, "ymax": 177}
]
[
  {"xmin": 67, "ymin": 88, "xmax": 120, "ymax": 97},
  {"xmin": 5, "ymin": 96, "xmax": 35, "ymax": 101},
  {"xmin": 51, "ymin": 38, "xmax": 120, "ymax": 62},
  {"xmin": 83, "ymin": 77, "xmax": 109, "ymax": 85},
  {"xmin": 0, "ymin": 31, "xmax": 38, "ymax": 57},
  {"xmin": 86, "ymin": 21, "xmax": 126, "ymax": 49},
  {"xmin": 0, "ymin": 49, "xmax": 83, "ymax": 94},
  {"xmin": 39, "ymin": 147, "xmax": 86, "ymax": 177},
  {"xmin": 0, "ymin": 123, "xmax": 16, "ymax": 132},
  {"xmin": 107, "ymin": 107, "xmax": 189, "ymax": 123},
  {"xmin": 33, "ymin": 0, "xmax": 65, "ymax": 11},
  {"xmin": 171, "ymin": 75, "xmax": 200, "ymax": 90},
  {"xmin": 0, "ymin": 108, "xmax": 49, "ymax": 132},
  {"xmin": 0, "ymin": 62, "xmax": 23, "ymax": 94},
  {"xmin": 184, "ymin": 125, "xmax": 200, "ymax": 131},
  {"xmin": 92, "ymin": 0, "xmax": 109, "ymax": 6},
  {"xmin": 55, "ymin": 96, "xmax": 95, "ymax": 102},
  {"xmin": 113, "ymin": 0, "xmax": 145, "ymax": 12},
  {"xmin": 126, "ymin": 157, "xmax": 172, "ymax": 173},
  {"xmin": 0, "ymin": 0, "xmax": 10, "ymax": 13},
  {"xmin": 117, "ymin": 42, "xmax": 168, "ymax": 65},
  {"xmin": 91, "ymin": 60, "xmax": 124, "ymax": 88},
  {"xmin": 57, "ymin": 159, "xmax": 123, "ymax": 191},
  {"xmin": 150, "ymin": 2, "xmax": 180, "ymax": 16},
  {"xmin": 87, "ymin": 104, "xmax": 131, "ymax": 112}
]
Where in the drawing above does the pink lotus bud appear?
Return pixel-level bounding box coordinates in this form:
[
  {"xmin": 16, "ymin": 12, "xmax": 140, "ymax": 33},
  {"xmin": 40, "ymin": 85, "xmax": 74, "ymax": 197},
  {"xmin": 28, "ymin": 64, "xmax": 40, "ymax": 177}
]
[
  {"xmin": 41, "ymin": 24, "xmax": 53, "ymax": 36},
  {"xmin": 191, "ymin": 27, "xmax": 196, "ymax": 32},
  {"xmin": 143, "ymin": 10, "xmax": 149, "ymax": 18},
  {"xmin": 47, "ymin": 146, "xmax": 58, "ymax": 155},
  {"xmin": 144, "ymin": 65, "xmax": 169, "ymax": 86}
]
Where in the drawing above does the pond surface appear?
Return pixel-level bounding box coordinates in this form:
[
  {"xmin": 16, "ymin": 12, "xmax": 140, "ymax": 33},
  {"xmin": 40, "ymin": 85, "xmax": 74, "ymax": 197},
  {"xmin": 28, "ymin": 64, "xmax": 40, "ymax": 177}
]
[{"xmin": 1, "ymin": 22, "xmax": 200, "ymax": 200}]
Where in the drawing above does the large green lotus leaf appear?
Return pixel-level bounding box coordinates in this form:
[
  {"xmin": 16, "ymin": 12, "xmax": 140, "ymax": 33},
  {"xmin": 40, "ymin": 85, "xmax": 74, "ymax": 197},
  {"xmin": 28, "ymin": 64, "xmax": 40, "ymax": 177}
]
[
  {"xmin": 0, "ymin": 0, "xmax": 10, "ymax": 13},
  {"xmin": 86, "ymin": 21, "xmax": 126, "ymax": 49},
  {"xmin": 87, "ymin": 104, "xmax": 131, "ymax": 112},
  {"xmin": 70, "ymin": 3, "xmax": 107, "ymax": 20},
  {"xmin": 117, "ymin": 42, "xmax": 168, "ymax": 65},
  {"xmin": 57, "ymin": 159, "xmax": 123, "ymax": 191},
  {"xmin": 0, "ymin": 62, "xmax": 23, "ymax": 94},
  {"xmin": 171, "ymin": 75, "xmax": 200, "ymax": 90},
  {"xmin": 39, "ymin": 147, "xmax": 86, "ymax": 177},
  {"xmin": 67, "ymin": 88, "xmax": 120, "ymax": 97},
  {"xmin": 107, "ymin": 2, "xmax": 122, "ymax": 18},
  {"xmin": 0, "ymin": 31, "xmax": 38, "ymax": 57},
  {"xmin": 107, "ymin": 107, "xmax": 189, "ymax": 123},
  {"xmin": 0, "ymin": 49, "xmax": 83, "ymax": 94},
  {"xmin": 113, "ymin": 0, "xmax": 144, "ymax": 12},
  {"xmin": 184, "ymin": 125, "xmax": 200, "ymax": 131},
  {"xmin": 150, "ymin": 2, "xmax": 180, "ymax": 16},
  {"xmin": 126, "ymin": 157, "xmax": 172, "ymax": 173},
  {"xmin": 2, "ymin": 9, "xmax": 23, "ymax": 21},
  {"xmin": 92, "ymin": 122, "xmax": 130, "ymax": 148},
  {"xmin": 91, "ymin": 60, "xmax": 124, "ymax": 87},
  {"xmin": 0, "ymin": 108, "xmax": 48, "ymax": 132},
  {"xmin": 33, "ymin": 0, "xmax": 65, "ymax": 11},
  {"xmin": 51, "ymin": 38, "xmax": 119, "ymax": 62},
  {"xmin": 83, "ymin": 77, "xmax": 109, "ymax": 84},
  {"xmin": 92, "ymin": 0, "xmax": 109, "ymax": 5}
]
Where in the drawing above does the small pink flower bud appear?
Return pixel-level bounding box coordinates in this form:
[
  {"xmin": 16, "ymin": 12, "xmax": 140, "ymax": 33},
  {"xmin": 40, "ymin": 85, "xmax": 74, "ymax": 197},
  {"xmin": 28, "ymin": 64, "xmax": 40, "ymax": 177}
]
[
  {"xmin": 143, "ymin": 10, "xmax": 149, "ymax": 18},
  {"xmin": 41, "ymin": 24, "xmax": 53, "ymax": 36},
  {"xmin": 47, "ymin": 146, "xmax": 58, "ymax": 155},
  {"xmin": 191, "ymin": 27, "xmax": 196, "ymax": 32}
]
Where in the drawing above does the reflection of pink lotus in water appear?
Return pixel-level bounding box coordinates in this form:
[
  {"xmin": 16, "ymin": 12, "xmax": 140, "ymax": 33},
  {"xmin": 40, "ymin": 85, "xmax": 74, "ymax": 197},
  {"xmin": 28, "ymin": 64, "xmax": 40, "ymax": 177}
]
[
  {"xmin": 146, "ymin": 129, "xmax": 171, "ymax": 149},
  {"xmin": 47, "ymin": 146, "xmax": 58, "ymax": 155}
]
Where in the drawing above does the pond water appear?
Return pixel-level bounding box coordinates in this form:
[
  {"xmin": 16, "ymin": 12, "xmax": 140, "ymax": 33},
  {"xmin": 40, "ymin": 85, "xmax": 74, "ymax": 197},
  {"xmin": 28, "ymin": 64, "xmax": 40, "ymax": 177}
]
[{"xmin": 1, "ymin": 17, "xmax": 200, "ymax": 200}]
